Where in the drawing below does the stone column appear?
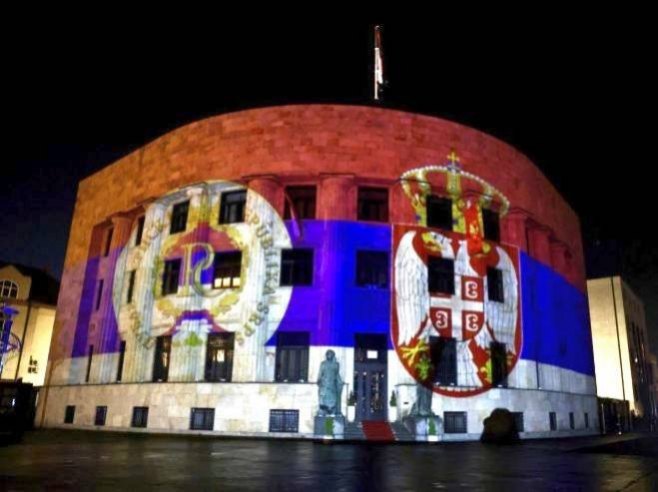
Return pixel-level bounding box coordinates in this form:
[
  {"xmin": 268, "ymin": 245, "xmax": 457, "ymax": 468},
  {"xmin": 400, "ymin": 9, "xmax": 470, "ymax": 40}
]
[{"xmin": 319, "ymin": 174, "xmax": 355, "ymax": 221}]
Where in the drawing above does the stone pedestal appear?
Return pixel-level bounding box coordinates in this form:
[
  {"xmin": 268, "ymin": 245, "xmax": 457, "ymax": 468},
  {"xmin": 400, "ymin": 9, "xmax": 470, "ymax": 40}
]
[
  {"xmin": 314, "ymin": 415, "xmax": 345, "ymax": 439},
  {"xmin": 402, "ymin": 415, "xmax": 443, "ymax": 442}
]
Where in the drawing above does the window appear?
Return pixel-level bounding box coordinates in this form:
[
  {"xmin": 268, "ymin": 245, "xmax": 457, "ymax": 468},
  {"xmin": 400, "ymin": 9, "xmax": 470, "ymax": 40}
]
[
  {"xmin": 153, "ymin": 335, "xmax": 172, "ymax": 382},
  {"xmin": 584, "ymin": 412, "xmax": 589, "ymax": 429},
  {"xmin": 284, "ymin": 186, "xmax": 316, "ymax": 220},
  {"xmin": 131, "ymin": 407, "xmax": 149, "ymax": 428},
  {"xmin": 426, "ymin": 195, "xmax": 453, "ymax": 230},
  {"xmin": 487, "ymin": 267, "xmax": 504, "ymax": 303},
  {"xmin": 213, "ymin": 252, "xmax": 242, "ymax": 289},
  {"xmin": 549, "ymin": 411, "xmax": 557, "ymax": 431},
  {"xmin": 0, "ymin": 280, "xmax": 18, "ymax": 298},
  {"xmin": 86, "ymin": 345, "xmax": 94, "ymax": 383},
  {"xmin": 116, "ymin": 340, "xmax": 126, "ymax": 382},
  {"xmin": 205, "ymin": 333, "xmax": 234, "ymax": 382},
  {"xmin": 482, "ymin": 208, "xmax": 500, "ymax": 242},
  {"xmin": 275, "ymin": 332, "xmax": 309, "ymax": 382},
  {"xmin": 444, "ymin": 411, "xmax": 467, "ymax": 433},
  {"xmin": 162, "ymin": 259, "xmax": 181, "ymax": 296},
  {"xmin": 428, "ymin": 257, "xmax": 454, "ymax": 294},
  {"xmin": 95, "ymin": 279, "xmax": 104, "ymax": 310},
  {"xmin": 190, "ymin": 408, "xmax": 215, "ymax": 431},
  {"xmin": 135, "ymin": 216, "xmax": 145, "ymax": 246},
  {"xmin": 569, "ymin": 412, "xmax": 575, "ymax": 430},
  {"xmin": 512, "ymin": 412, "xmax": 524, "ymax": 432},
  {"xmin": 170, "ymin": 201, "xmax": 189, "ymax": 234},
  {"xmin": 219, "ymin": 190, "xmax": 247, "ymax": 224},
  {"xmin": 358, "ymin": 187, "xmax": 388, "ymax": 222},
  {"xmin": 280, "ymin": 249, "xmax": 313, "ymax": 286},
  {"xmin": 430, "ymin": 337, "xmax": 457, "ymax": 386},
  {"xmin": 64, "ymin": 405, "xmax": 75, "ymax": 424},
  {"xmin": 356, "ymin": 251, "xmax": 389, "ymax": 288},
  {"xmin": 94, "ymin": 406, "xmax": 107, "ymax": 426},
  {"xmin": 490, "ymin": 342, "xmax": 508, "ymax": 387},
  {"xmin": 269, "ymin": 409, "xmax": 299, "ymax": 433},
  {"xmin": 126, "ymin": 270, "xmax": 136, "ymax": 304},
  {"xmin": 103, "ymin": 227, "xmax": 114, "ymax": 257}
]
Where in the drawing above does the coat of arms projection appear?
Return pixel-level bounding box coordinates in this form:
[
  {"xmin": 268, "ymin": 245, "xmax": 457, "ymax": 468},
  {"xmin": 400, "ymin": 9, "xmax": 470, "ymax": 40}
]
[{"xmin": 392, "ymin": 151, "xmax": 521, "ymax": 397}]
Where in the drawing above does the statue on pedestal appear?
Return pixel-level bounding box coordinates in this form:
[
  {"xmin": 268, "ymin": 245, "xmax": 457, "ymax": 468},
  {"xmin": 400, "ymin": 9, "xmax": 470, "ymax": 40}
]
[{"xmin": 317, "ymin": 349, "xmax": 343, "ymax": 416}]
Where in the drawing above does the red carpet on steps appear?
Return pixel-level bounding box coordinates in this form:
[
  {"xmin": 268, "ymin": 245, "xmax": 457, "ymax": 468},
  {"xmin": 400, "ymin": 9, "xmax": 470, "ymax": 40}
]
[{"xmin": 361, "ymin": 421, "xmax": 395, "ymax": 442}]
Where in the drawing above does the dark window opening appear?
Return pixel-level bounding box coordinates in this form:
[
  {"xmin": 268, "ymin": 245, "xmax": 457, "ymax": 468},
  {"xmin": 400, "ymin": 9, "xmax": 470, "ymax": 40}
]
[
  {"xmin": 131, "ymin": 407, "xmax": 149, "ymax": 428},
  {"xmin": 569, "ymin": 412, "xmax": 575, "ymax": 430},
  {"xmin": 512, "ymin": 412, "xmax": 524, "ymax": 432},
  {"xmin": 584, "ymin": 412, "xmax": 589, "ymax": 429},
  {"xmin": 64, "ymin": 405, "xmax": 75, "ymax": 424},
  {"xmin": 103, "ymin": 227, "xmax": 114, "ymax": 257},
  {"xmin": 190, "ymin": 408, "xmax": 215, "ymax": 431},
  {"xmin": 426, "ymin": 195, "xmax": 453, "ymax": 230},
  {"xmin": 153, "ymin": 335, "xmax": 172, "ymax": 382},
  {"xmin": 430, "ymin": 336, "xmax": 457, "ymax": 385},
  {"xmin": 95, "ymin": 279, "xmax": 104, "ymax": 310},
  {"xmin": 135, "ymin": 216, "xmax": 145, "ymax": 246},
  {"xmin": 354, "ymin": 333, "xmax": 387, "ymax": 363},
  {"xmin": 126, "ymin": 270, "xmax": 136, "ymax": 304},
  {"xmin": 275, "ymin": 332, "xmax": 310, "ymax": 382},
  {"xmin": 205, "ymin": 333, "xmax": 234, "ymax": 382},
  {"xmin": 482, "ymin": 208, "xmax": 500, "ymax": 242},
  {"xmin": 116, "ymin": 340, "xmax": 126, "ymax": 382},
  {"xmin": 428, "ymin": 257, "xmax": 454, "ymax": 294},
  {"xmin": 280, "ymin": 249, "xmax": 313, "ymax": 286},
  {"xmin": 284, "ymin": 186, "xmax": 316, "ymax": 220},
  {"xmin": 444, "ymin": 411, "xmax": 467, "ymax": 433},
  {"xmin": 85, "ymin": 345, "xmax": 94, "ymax": 383},
  {"xmin": 213, "ymin": 251, "xmax": 242, "ymax": 289},
  {"xmin": 162, "ymin": 259, "xmax": 181, "ymax": 296},
  {"xmin": 170, "ymin": 201, "xmax": 189, "ymax": 234},
  {"xmin": 94, "ymin": 406, "xmax": 107, "ymax": 426},
  {"xmin": 356, "ymin": 251, "xmax": 389, "ymax": 288},
  {"xmin": 219, "ymin": 190, "xmax": 247, "ymax": 224},
  {"xmin": 487, "ymin": 267, "xmax": 505, "ymax": 303},
  {"xmin": 490, "ymin": 342, "xmax": 508, "ymax": 387},
  {"xmin": 358, "ymin": 187, "xmax": 389, "ymax": 222},
  {"xmin": 269, "ymin": 409, "xmax": 299, "ymax": 433},
  {"xmin": 549, "ymin": 411, "xmax": 557, "ymax": 431}
]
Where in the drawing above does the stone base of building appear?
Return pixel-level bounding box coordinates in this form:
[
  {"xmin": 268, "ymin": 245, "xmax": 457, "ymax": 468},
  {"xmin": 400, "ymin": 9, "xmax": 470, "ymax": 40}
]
[{"xmin": 36, "ymin": 382, "xmax": 601, "ymax": 442}]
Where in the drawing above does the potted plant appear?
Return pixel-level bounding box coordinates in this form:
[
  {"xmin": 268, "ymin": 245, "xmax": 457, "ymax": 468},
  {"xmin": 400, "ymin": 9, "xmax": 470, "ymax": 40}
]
[
  {"xmin": 389, "ymin": 390, "xmax": 398, "ymax": 420},
  {"xmin": 347, "ymin": 391, "xmax": 356, "ymax": 422},
  {"xmin": 427, "ymin": 417, "xmax": 439, "ymax": 442},
  {"xmin": 324, "ymin": 416, "xmax": 334, "ymax": 440}
]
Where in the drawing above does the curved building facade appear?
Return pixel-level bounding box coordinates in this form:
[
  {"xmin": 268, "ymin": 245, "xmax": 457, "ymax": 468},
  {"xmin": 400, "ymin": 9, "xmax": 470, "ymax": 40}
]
[{"xmin": 38, "ymin": 105, "xmax": 597, "ymax": 440}]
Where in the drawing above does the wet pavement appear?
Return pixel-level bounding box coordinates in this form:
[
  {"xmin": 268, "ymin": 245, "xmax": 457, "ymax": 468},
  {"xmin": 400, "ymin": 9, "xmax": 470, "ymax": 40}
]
[{"xmin": 0, "ymin": 430, "xmax": 656, "ymax": 490}]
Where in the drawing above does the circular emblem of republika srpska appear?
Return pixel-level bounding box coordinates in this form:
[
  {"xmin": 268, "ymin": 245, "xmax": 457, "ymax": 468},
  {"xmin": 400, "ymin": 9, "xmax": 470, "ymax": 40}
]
[{"xmin": 112, "ymin": 181, "xmax": 293, "ymax": 351}]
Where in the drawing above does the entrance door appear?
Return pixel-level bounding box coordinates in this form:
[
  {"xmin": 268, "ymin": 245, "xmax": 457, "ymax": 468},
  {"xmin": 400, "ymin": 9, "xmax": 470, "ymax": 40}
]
[{"xmin": 353, "ymin": 334, "xmax": 387, "ymax": 421}]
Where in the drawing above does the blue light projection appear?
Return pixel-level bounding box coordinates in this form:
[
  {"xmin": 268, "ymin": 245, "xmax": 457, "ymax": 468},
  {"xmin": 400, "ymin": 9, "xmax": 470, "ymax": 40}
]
[{"xmin": 519, "ymin": 252, "xmax": 595, "ymax": 376}]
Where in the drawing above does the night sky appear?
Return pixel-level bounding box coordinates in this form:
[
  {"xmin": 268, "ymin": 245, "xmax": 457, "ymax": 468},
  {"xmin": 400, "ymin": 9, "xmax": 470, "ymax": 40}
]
[{"xmin": 3, "ymin": 22, "xmax": 656, "ymax": 348}]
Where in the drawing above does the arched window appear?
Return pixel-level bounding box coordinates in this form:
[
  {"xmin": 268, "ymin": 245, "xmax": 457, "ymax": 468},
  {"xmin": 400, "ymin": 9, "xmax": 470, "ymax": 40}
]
[{"xmin": 0, "ymin": 280, "xmax": 18, "ymax": 299}]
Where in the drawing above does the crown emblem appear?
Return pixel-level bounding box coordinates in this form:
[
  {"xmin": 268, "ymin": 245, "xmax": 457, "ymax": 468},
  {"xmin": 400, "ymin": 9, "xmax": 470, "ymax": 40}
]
[{"xmin": 400, "ymin": 149, "xmax": 510, "ymax": 234}]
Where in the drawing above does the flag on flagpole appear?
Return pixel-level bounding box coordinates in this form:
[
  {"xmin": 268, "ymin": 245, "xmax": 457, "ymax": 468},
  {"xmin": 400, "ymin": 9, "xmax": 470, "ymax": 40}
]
[{"xmin": 374, "ymin": 25, "xmax": 384, "ymax": 101}]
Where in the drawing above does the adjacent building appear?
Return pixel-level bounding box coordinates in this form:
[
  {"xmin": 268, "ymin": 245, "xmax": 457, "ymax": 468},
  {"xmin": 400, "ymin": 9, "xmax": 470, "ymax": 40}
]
[
  {"xmin": 0, "ymin": 262, "xmax": 59, "ymax": 386},
  {"xmin": 37, "ymin": 105, "xmax": 598, "ymax": 440},
  {"xmin": 587, "ymin": 276, "xmax": 657, "ymax": 431}
]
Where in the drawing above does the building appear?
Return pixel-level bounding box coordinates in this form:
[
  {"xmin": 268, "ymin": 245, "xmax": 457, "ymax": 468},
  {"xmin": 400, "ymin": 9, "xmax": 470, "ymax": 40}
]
[
  {"xmin": 0, "ymin": 262, "xmax": 59, "ymax": 386},
  {"xmin": 37, "ymin": 105, "xmax": 598, "ymax": 441},
  {"xmin": 587, "ymin": 276, "xmax": 657, "ymax": 431}
]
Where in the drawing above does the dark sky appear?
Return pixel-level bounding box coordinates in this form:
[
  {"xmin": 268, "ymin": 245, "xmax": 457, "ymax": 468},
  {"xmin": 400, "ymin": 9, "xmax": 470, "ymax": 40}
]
[{"xmin": 3, "ymin": 21, "xmax": 656, "ymax": 348}]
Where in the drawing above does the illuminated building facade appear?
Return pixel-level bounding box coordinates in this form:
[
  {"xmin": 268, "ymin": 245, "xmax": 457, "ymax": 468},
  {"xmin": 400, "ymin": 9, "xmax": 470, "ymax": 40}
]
[
  {"xmin": 0, "ymin": 263, "xmax": 59, "ymax": 386},
  {"xmin": 587, "ymin": 276, "xmax": 657, "ymax": 430},
  {"xmin": 38, "ymin": 105, "xmax": 598, "ymax": 440}
]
